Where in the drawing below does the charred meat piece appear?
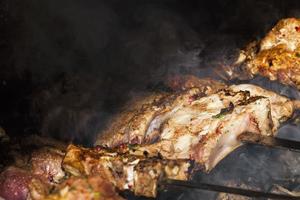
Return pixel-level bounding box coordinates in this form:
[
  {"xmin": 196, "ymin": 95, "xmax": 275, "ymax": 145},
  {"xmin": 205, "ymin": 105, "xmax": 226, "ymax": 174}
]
[
  {"xmin": 62, "ymin": 144, "xmax": 190, "ymax": 198},
  {"xmin": 96, "ymin": 84, "xmax": 295, "ymax": 171},
  {"xmin": 234, "ymin": 18, "xmax": 300, "ymax": 89},
  {"xmin": 43, "ymin": 175, "xmax": 124, "ymax": 200}
]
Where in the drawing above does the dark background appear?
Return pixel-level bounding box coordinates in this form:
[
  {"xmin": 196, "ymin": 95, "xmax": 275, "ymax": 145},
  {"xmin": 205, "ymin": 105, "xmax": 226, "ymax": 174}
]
[{"xmin": 1, "ymin": 0, "xmax": 300, "ymax": 145}]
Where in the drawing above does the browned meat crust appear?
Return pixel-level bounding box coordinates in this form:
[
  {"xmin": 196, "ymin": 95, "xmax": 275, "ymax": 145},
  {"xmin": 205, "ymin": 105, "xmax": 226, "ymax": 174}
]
[
  {"xmin": 62, "ymin": 144, "xmax": 190, "ymax": 198},
  {"xmin": 96, "ymin": 92, "xmax": 168, "ymax": 148},
  {"xmin": 95, "ymin": 83, "xmax": 295, "ymax": 171},
  {"xmin": 43, "ymin": 175, "xmax": 124, "ymax": 200},
  {"xmin": 96, "ymin": 87, "xmax": 205, "ymax": 147},
  {"xmin": 96, "ymin": 76, "xmax": 228, "ymax": 148},
  {"xmin": 235, "ymin": 18, "xmax": 300, "ymax": 89}
]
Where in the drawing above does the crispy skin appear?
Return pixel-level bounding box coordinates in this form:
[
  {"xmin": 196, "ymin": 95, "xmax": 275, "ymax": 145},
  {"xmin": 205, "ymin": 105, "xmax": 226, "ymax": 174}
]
[
  {"xmin": 62, "ymin": 144, "xmax": 190, "ymax": 198},
  {"xmin": 97, "ymin": 84, "xmax": 294, "ymax": 172},
  {"xmin": 237, "ymin": 18, "xmax": 300, "ymax": 88}
]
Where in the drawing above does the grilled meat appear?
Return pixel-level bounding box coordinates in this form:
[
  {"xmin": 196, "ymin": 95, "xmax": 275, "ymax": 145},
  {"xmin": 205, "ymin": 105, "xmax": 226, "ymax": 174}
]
[
  {"xmin": 233, "ymin": 18, "xmax": 300, "ymax": 89},
  {"xmin": 96, "ymin": 88, "xmax": 206, "ymax": 148},
  {"xmin": 30, "ymin": 147, "xmax": 65, "ymax": 184},
  {"xmin": 42, "ymin": 175, "xmax": 124, "ymax": 200},
  {"xmin": 96, "ymin": 77, "xmax": 228, "ymax": 148},
  {"xmin": 62, "ymin": 144, "xmax": 190, "ymax": 198},
  {"xmin": 0, "ymin": 166, "xmax": 48, "ymax": 200},
  {"xmin": 96, "ymin": 84, "xmax": 295, "ymax": 171},
  {"xmin": 0, "ymin": 143, "xmax": 66, "ymax": 200}
]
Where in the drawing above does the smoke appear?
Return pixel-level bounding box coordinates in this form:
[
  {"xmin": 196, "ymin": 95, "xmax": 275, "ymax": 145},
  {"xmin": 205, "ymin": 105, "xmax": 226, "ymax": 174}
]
[
  {"xmin": 2, "ymin": 1, "xmax": 300, "ymax": 198},
  {"xmin": 10, "ymin": 0, "xmax": 119, "ymax": 80},
  {"xmin": 2, "ymin": 0, "xmax": 300, "ymax": 146}
]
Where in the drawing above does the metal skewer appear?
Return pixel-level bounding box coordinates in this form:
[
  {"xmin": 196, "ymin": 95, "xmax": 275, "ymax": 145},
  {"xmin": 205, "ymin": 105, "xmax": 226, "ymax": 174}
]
[
  {"xmin": 238, "ymin": 132, "xmax": 300, "ymax": 152},
  {"xmin": 163, "ymin": 179, "xmax": 300, "ymax": 199}
]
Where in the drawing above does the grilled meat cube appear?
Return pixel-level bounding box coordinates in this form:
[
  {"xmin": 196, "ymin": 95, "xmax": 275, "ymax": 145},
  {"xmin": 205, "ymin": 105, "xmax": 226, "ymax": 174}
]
[
  {"xmin": 43, "ymin": 175, "xmax": 124, "ymax": 200},
  {"xmin": 234, "ymin": 18, "xmax": 300, "ymax": 89},
  {"xmin": 62, "ymin": 144, "xmax": 190, "ymax": 198},
  {"xmin": 133, "ymin": 160, "xmax": 163, "ymax": 197}
]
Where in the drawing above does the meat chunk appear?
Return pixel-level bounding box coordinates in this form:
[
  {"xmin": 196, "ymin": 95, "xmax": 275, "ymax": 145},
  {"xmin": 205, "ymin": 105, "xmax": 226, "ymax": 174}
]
[
  {"xmin": 43, "ymin": 175, "xmax": 124, "ymax": 200},
  {"xmin": 260, "ymin": 18, "xmax": 300, "ymax": 51},
  {"xmin": 96, "ymin": 84, "xmax": 295, "ymax": 171},
  {"xmin": 62, "ymin": 144, "xmax": 190, "ymax": 198},
  {"xmin": 234, "ymin": 18, "xmax": 300, "ymax": 89},
  {"xmin": 30, "ymin": 147, "xmax": 65, "ymax": 184},
  {"xmin": 0, "ymin": 167, "xmax": 47, "ymax": 200}
]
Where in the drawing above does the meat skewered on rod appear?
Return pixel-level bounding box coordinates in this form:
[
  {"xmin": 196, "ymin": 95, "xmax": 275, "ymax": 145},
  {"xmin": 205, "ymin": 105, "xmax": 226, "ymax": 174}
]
[
  {"xmin": 2, "ymin": 78, "xmax": 300, "ymax": 199},
  {"xmin": 62, "ymin": 144, "xmax": 191, "ymax": 198},
  {"xmin": 59, "ymin": 144, "xmax": 300, "ymax": 199},
  {"xmin": 95, "ymin": 82, "xmax": 299, "ymax": 172},
  {"xmin": 46, "ymin": 79, "xmax": 298, "ymax": 197},
  {"xmin": 2, "ymin": 132, "xmax": 300, "ymax": 199},
  {"xmin": 227, "ymin": 18, "xmax": 300, "ymax": 89},
  {"xmin": 238, "ymin": 132, "xmax": 300, "ymax": 152}
]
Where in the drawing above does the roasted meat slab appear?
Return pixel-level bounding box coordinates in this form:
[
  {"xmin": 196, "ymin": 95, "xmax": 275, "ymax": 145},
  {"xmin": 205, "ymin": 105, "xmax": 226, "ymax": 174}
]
[
  {"xmin": 234, "ymin": 18, "xmax": 300, "ymax": 89},
  {"xmin": 96, "ymin": 83, "xmax": 296, "ymax": 171},
  {"xmin": 97, "ymin": 77, "xmax": 226, "ymax": 148}
]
